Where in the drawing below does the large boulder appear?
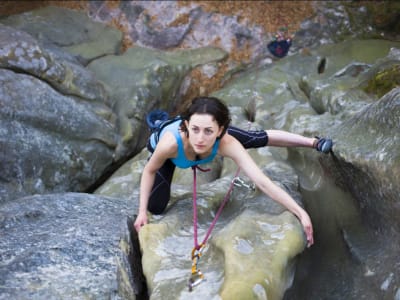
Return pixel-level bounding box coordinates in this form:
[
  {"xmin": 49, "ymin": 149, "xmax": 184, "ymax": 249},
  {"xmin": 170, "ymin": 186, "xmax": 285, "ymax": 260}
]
[
  {"xmin": 0, "ymin": 5, "xmax": 123, "ymax": 62},
  {"xmin": 88, "ymin": 46, "xmax": 227, "ymax": 159},
  {"xmin": 97, "ymin": 145, "xmax": 307, "ymax": 299},
  {"xmin": 1, "ymin": 2, "xmax": 400, "ymax": 300},
  {"xmin": 0, "ymin": 193, "xmax": 140, "ymax": 300},
  {"xmin": 0, "ymin": 11, "xmax": 227, "ymax": 202},
  {"xmin": 0, "ymin": 67, "xmax": 117, "ymax": 203},
  {"xmin": 0, "ymin": 24, "xmax": 118, "ymax": 203}
]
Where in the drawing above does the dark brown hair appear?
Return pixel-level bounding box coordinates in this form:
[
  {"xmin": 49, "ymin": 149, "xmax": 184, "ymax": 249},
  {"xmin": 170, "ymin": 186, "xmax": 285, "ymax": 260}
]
[{"xmin": 180, "ymin": 96, "xmax": 231, "ymax": 138}]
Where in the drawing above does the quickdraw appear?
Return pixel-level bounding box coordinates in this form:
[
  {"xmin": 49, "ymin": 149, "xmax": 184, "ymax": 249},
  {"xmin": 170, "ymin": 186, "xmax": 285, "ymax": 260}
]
[
  {"xmin": 188, "ymin": 166, "xmax": 241, "ymax": 291},
  {"xmin": 188, "ymin": 244, "xmax": 205, "ymax": 291}
]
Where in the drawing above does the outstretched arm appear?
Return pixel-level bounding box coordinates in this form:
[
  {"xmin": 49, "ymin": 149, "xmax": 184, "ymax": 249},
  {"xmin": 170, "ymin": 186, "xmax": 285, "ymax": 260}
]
[
  {"xmin": 267, "ymin": 130, "xmax": 333, "ymax": 153},
  {"xmin": 266, "ymin": 129, "xmax": 316, "ymax": 148},
  {"xmin": 219, "ymin": 135, "xmax": 314, "ymax": 247}
]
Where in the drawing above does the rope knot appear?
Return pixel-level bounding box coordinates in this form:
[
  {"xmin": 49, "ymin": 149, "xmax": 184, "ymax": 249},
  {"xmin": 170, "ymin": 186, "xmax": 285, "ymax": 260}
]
[{"xmin": 192, "ymin": 165, "xmax": 211, "ymax": 172}]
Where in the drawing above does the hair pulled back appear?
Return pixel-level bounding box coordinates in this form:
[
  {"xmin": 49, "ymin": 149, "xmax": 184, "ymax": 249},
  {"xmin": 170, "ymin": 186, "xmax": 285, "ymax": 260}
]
[{"xmin": 180, "ymin": 96, "xmax": 231, "ymax": 138}]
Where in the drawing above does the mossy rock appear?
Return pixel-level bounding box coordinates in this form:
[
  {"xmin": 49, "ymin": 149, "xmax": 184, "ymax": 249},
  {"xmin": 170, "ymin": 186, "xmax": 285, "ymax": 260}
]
[{"xmin": 364, "ymin": 63, "xmax": 400, "ymax": 98}]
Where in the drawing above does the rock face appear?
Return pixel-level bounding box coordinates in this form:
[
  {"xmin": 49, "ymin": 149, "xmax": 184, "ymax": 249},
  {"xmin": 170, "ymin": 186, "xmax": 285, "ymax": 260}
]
[
  {"xmin": 87, "ymin": 46, "xmax": 227, "ymax": 159},
  {"xmin": 0, "ymin": 5, "xmax": 124, "ymax": 62},
  {"xmin": 314, "ymin": 88, "xmax": 400, "ymax": 299},
  {"xmin": 0, "ymin": 2, "xmax": 400, "ymax": 300},
  {"xmin": 136, "ymin": 159, "xmax": 306, "ymax": 299},
  {"xmin": 0, "ymin": 7, "xmax": 226, "ymax": 203},
  {"xmin": 0, "ymin": 24, "xmax": 118, "ymax": 202},
  {"xmin": 0, "ymin": 193, "xmax": 136, "ymax": 300},
  {"xmin": 329, "ymin": 87, "xmax": 400, "ymax": 236},
  {"xmin": 96, "ymin": 38, "xmax": 400, "ymax": 298}
]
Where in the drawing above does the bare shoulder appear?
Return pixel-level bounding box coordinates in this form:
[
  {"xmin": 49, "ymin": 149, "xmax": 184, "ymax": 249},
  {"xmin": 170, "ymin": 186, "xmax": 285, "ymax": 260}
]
[
  {"xmin": 218, "ymin": 133, "xmax": 244, "ymax": 158},
  {"xmin": 155, "ymin": 131, "xmax": 178, "ymax": 158},
  {"xmin": 219, "ymin": 133, "xmax": 259, "ymax": 174}
]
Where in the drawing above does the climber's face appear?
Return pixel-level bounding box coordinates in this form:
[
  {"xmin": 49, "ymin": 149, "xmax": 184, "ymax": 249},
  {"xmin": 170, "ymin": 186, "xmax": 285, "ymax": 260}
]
[{"xmin": 185, "ymin": 113, "xmax": 223, "ymax": 157}]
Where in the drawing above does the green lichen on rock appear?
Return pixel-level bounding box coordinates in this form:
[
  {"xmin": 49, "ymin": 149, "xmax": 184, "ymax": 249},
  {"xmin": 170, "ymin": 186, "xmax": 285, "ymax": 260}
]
[{"xmin": 364, "ymin": 63, "xmax": 400, "ymax": 98}]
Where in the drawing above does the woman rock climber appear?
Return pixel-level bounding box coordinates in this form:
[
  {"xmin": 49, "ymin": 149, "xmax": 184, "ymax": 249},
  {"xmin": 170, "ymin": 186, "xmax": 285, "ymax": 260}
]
[{"xmin": 134, "ymin": 96, "xmax": 333, "ymax": 247}]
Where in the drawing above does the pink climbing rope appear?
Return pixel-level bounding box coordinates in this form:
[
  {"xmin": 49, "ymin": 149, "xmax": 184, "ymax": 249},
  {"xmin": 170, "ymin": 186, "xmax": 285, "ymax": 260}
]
[
  {"xmin": 192, "ymin": 165, "xmax": 241, "ymax": 250},
  {"xmin": 188, "ymin": 123, "xmax": 252, "ymax": 291}
]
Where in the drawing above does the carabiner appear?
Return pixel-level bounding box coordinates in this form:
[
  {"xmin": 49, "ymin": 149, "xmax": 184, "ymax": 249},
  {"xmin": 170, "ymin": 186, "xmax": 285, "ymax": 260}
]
[
  {"xmin": 232, "ymin": 177, "xmax": 256, "ymax": 191},
  {"xmin": 188, "ymin": 245, "xmax": 205, "ymax": 291},
  {"xmin": 188, "ymin": 269, "xmax": 204, "ymax": 292}
]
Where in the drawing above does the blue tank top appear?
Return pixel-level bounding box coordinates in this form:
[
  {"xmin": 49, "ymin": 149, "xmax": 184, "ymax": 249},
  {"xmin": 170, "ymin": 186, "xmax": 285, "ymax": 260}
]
[{"xmin": 149, "ymin": 118, "xmax": 220, "ymax": 169}]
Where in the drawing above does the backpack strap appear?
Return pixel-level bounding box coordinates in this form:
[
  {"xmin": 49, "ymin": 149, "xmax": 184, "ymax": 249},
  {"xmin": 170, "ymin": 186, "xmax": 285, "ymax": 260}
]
[
  {"xmin": 146, "ymin": 109, "xmax": 182, "ymax": 147},
  {"xmin": 153, "ymin": 115, "xmax": 182, "ymax": 144}
]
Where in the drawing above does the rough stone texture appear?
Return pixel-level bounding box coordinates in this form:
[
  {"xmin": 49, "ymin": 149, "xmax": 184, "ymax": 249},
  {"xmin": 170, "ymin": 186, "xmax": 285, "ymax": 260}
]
[
  {"xmin": 87, "ymin": 46, "xmax": 227, "ymax": 159},
  {"xmin": 0, "ymin": 2, "xmax": 399, "ymax": 300},
  {"xmin": 286, "ymin": 88, "xmax": 400, "ymax": 300},
  {"xmin": 96, "ymin": 133, "xmax": 307, "ymax": 300},
  {"xmin": 136, "ymin": 158, "xmax": 305, "ymax": 300},
  {"xmin": 0, "ymin": 193, "xmax": 134, "ymax": 300},
  {"xmin": 0, "ymin": 67, "xmax": 117, "ymax": 203},
  {"xmin": 0, "ymin": 13, "xmax": 227, "ymax": 202},
  {"xmin": 0, "ymin": 5, "xmax": 123, "ymax": 62},
  {"xmin": 0, "ymin": 23, "xmax": 118, "ymax": 204},
  {"xmin": 284, "ymin": 47, "xmax": 400, "ymax": 299},
  {"xmin": 322, "ymin": 86, "xmax": 400, "ymax": 242},
  {"xmin": 0, "ymin": 24, "xmax": 109, "ymax": 101},
  {"xmin": 214, "ymin": 211, "xmax": 304, "ymax": 300}
]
